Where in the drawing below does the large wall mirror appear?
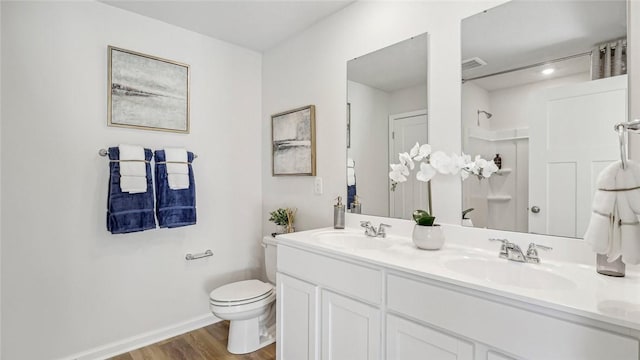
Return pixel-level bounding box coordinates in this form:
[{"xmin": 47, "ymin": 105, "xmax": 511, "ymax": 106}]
[
  {"xmin": 347, "ymin": 33, "xmax": 429, "ymax": 219},
  {"xmin": 461, "ymin": 1, "xmax": 628, "ymax": 238}
]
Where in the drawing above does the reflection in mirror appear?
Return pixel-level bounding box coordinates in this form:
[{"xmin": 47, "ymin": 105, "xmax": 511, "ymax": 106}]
[
  {"xmin": 347, "ymin": 33, "xmax": 429, "ymax": 219},
  {"xmin": 461, "ymin": 1, "xmax": 627, "ymax": 238}
]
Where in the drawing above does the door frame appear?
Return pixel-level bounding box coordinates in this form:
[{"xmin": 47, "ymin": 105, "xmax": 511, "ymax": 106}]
[{"xmin": 388, "ymin": 109, "xmax": 431, "ymax": 217}]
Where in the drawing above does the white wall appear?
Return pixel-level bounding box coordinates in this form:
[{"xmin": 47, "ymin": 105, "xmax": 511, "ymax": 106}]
[
  {"xmin": 489, "ymin": 73, "xmax": 589, "ymax": 131},
  {"xmin": 347, "ymin": 80, "xmax": 389, "ymax": 216},
  {"xmin": 461, "ymin": 81, "xmax": 491, "ymax": 228},
  {"xmin": 388, "ymin": 84, "xmax": 428, "ymax": 115},
  {"xmin": 262, "ymin": 1, "xmax": 507, "ymax": 232},
  {"xmin": 1, "ymin": 2, "xmax": 262, "ymax": 360}
]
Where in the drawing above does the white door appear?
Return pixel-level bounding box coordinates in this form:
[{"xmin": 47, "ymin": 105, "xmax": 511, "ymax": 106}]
[
  {"xmin": 321, "ymin": 290, "xmax": 381, "ymax": 360},
  {"xmin": 386, "ymin": 315, "xmax": 473, "ymax": 360},
  {"xmin": 277, "ymin": 273, "xmax": 319, "ymax": 360},
  {"xmin": 389, "ymin": 110, "xmax": 429, "ymax": 219},
  {"xmin": 529, "ymin": 75, "xmax": 627, "ymax": 237}
]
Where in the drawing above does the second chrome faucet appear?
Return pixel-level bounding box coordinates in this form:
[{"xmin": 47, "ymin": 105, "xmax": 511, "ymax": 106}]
[{"xmin": 489, "ymin": 238, "xmax": 552, "ymax": 264}]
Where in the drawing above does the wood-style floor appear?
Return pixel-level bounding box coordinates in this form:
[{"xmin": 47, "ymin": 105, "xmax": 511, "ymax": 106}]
[{"xmin": 109, "ymin": 321, "xmax": 276, "ymax": 360}]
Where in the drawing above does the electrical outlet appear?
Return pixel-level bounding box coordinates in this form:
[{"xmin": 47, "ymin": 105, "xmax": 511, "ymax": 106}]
[{"xmin": 314, "ymin": 177, "xmax": 323, "ymax": 195}]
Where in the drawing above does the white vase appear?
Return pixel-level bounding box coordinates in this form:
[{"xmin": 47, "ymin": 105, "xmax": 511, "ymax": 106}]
[{"xmin": 412, "ymin": 224, "xmax": 444, "ymax": 250}]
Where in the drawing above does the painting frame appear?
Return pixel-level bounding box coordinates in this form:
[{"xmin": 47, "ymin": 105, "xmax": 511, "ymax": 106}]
[
  {"xmin": 271, "ymin": 105, "xmax": 317, "ymax": 176},
  {"xmin": 107, "ymin": 46, "xmax": 190, "ymax": 133}
]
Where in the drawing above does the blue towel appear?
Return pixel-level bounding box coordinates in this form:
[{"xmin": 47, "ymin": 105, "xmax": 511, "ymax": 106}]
[
  {"xmin": 347, "ymin": 185, "xmax": 357, "ymax": 209},
  {"xmin": 154, "ymin": 150, "xmax": 197, "ymax": 228},
  {"xmin": 106, "ymin": 147, "xmax": 156, "ymax": 234}
]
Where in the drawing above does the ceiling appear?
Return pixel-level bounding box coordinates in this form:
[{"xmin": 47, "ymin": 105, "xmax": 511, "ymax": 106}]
[
  {"xmin": 101, "ymin": 0, "xmax": 354, "ymax": 52},
  {"xmin": 347, "ymin": 33, "xmax": 428, "ymax": 93},
  {"xmin": 462, "ymin": 0, "xmax": 627, "ymax": 82},
  {"xmin": 470, "ymin": 55, "xmax": 591, "ymax": 92}
]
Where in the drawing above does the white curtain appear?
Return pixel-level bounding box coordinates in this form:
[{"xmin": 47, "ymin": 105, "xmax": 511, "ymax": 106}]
[{"xmin": 591, "ymin": 38, "xmax": 627, "ymax": 80}]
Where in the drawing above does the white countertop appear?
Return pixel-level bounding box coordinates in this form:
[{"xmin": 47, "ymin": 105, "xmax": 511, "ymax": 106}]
[{"xmin": 276, "ymin": 222, "xmax": 640, "ymax": 333}]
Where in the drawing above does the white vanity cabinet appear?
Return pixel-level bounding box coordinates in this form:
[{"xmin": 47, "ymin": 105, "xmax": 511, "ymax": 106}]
[
  {"xmin": 277, "ymin": 245, "xmax": 383, "ymax": 360},
  {"xmin": 322, "ymin": 290, "xmax": 381, "ymax": 360},
  {"xmin": 277, "ymin": 273, "xmax": 319, "ymax": 360},
  {"xmin": 386, "ymin": 314, "xmax": 473, "ymax": 360},
  {"xmin": 276, "ymin": 243, "xmax": 640, "ymax": 360}
]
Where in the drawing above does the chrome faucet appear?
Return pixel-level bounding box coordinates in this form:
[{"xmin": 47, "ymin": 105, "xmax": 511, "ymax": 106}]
[
  {"xmin": 525, "ymin": 243, "xmax": 553, "ymax": 264},
  {"xmin": 489, "ymin": 239, "xmax": 552, "ymax": 264},
  {"xmin": 360, "ymin": 221, "xmax": 391, "ymax": 238}
]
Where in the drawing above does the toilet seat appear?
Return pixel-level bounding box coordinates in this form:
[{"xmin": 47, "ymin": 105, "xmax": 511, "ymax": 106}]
[
  {"xmin": 209, "ymin": 292, "xmax": 276, "ymax": 316},
  {"xmin": 209, "ymin": 279, "xmax": 274, "ymax": 306}
]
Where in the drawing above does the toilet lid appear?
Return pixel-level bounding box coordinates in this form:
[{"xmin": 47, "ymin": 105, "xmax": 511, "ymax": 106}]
[{"xmin": 209, "ymin": 279, "xmax": 273, "ymax": 303}]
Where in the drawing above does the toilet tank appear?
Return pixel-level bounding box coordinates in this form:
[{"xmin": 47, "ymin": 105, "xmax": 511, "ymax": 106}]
[{"xmin": 262, "ymin": 236, "xmax": 278, "ymax": 284}]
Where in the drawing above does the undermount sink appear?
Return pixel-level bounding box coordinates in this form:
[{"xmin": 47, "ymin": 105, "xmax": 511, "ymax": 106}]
[
  {"xmin": 444, "ymin": 257, "xmax": 577, "ymax": 290},
  {"xmin": 313, "ymin": 231, "xmax": 393, "ymax": 250}
]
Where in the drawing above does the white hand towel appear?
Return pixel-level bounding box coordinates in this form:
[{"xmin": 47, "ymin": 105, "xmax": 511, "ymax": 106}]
[
  {"xmin": 164, "ymin": 148, "xmax": 189, "ymax": 190},
  {"xmin": 584, "ymin": 160, "xmax": 640, "ymax": 265},
  {"xmin": 584, "ymin": 213, "xmax": 611, "ymax": 254},
  {"xmin": 168, "ymin": 174, "xmax": 190, "ymax": 190},
  {"xmin": 120, "ymin": 176, "xmax": 147, "ymax": 194},
  {"xmin": 347, "ymin": 168, "xmax": 356, "ymax": 186},
  {"xmin": 118, "ymin": 144, "xmax": 147, "ymax": 193},
  {"xmin": 164, "ymin": 148, "xmax": 189, "ymax": 174},
  {"xmin": 347, "ymin": 158, "xmax": 355, "ymax": 168},
  {"xmin": 118, "ymin": 144, "xmax": 145, "ymax": 176},
  {"xmin": 616, "ymin": 164, "xmax": 640, "ymax": 264},
  {"xmin": 585, "ymin": 161, "xmax": 619, "ymax": 255}
]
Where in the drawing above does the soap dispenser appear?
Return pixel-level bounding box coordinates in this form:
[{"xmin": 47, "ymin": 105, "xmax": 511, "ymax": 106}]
[
  {"xmin": 350, "ymin": 195, "xmax": 362, "ymax": 214},
  {"xmin": 334, "ymin": 196, "xmax": 345, "ymax": 229},
  {"xmin": 493, "ymin": 154, "xmax": 502, "ymax": 169}
]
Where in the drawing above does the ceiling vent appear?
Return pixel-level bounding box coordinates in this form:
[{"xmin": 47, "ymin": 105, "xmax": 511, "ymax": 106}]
[{"xmin": 462, "ymin": 57, "xmax": 487, "ymax": 72}]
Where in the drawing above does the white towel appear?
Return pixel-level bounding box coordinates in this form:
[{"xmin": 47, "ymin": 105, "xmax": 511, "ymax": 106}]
[
  {"xmin": 118, "ymin": 144, "xmax": 147, "ymax": 193},
  {"xmin": 584, "ymin": 160, "xmax": 640, "ymax": 265},
  {"xmin": 347, "ymin": 168, "xmax": 356, "ymax": 186},
  {"xmin": 347, "ymin": 158, "xmax": 355, "ymax": 168},
  {"xmin": 118, "ymin": 144, "xmax": 145, "ymax": 176},
  {"xmin": 120, "ymin": 176, "xmax": 148, "ymax": 194},
  {"xmin": 164, "ymin": 148, "xmax": 189, "ymax": 190}
]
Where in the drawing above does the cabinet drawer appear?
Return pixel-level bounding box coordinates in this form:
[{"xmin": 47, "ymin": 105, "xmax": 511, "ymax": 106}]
[
  {"xmin": 387, "ymin": 274, "xmax": 639, "ymax": 360},
  {"xmin": 278, "ymin": 245, "xmax": 382, "ymax": 305}
]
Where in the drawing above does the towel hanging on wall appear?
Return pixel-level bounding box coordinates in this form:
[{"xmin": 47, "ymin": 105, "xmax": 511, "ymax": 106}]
[
  {"xmin": 584, "ymin": 160, "xmax": 640, "ymax": 265},
  {"xmin": 106, "ymin": 147, "xmax": 156, "ymax": 234},
  {"xmin": 154, "ymin": 149, "xmax": 197, "ymax": 228}
]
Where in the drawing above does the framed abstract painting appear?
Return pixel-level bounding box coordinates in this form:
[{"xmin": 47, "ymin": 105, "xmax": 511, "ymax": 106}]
[
  {"xmin": 108, "ymin": 46, "xmax": 190, "ymax": 133},
  {"xmin": 271, "ymin": 105, "xmax": 316, "ymax": 176}
]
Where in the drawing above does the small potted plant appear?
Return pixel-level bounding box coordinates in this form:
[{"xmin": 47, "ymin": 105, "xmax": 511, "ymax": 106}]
[
  {"xmin": 411, "ymin": 209, "xmax": 444, "ymax": 250},
  {"xmin": 269, "ymin": 207, "xmax": 297, "ymax": 236}
]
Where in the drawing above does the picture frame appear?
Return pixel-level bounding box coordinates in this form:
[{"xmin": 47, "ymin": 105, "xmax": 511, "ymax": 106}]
[
  {"xmin": 107, "ymin": 46, "xmax": 190, "ymax": 133},
  {"xmin": 272, "ymin": 105, "xmax": 316, "ymax": 176}
]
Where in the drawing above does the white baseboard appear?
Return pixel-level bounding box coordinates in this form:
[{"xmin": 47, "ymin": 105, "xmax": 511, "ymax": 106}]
[{"xmin": 58, "ymin": 313, "xmax": 220, "ymax": 360}]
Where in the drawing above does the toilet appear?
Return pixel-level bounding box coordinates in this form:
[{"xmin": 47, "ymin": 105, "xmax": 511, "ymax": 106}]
[{"xmin": 209, "ymin": 236, "xmax": 277, "ymax": 354}]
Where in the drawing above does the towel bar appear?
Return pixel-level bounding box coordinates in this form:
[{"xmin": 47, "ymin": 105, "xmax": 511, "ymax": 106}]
[
  {"xmin": 99, "ymin": 148, "xmax": 198, "ymax": 159},
  {"xmin": 185, "ymin": 249, "xmax": 213, "ymax": 261}
]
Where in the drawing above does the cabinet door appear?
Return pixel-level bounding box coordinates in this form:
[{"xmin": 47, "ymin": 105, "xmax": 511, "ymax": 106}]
[
  {"xmin": 321, "ymin": 290, "xmax": 381, "ymax": 360},
  {"xmin": 387, "ymin": 315, "xmax": 473, "ymax": 360},
  {"xmin": 277, "ymin": 273, "xmax": 319, "ymax": 360},
  {"xmin": 487, "ymin": 350, "xmax": 515, "ymax": 360}
]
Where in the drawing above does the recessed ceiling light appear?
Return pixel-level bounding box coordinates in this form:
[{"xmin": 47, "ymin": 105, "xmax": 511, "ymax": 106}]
[{"xmin": 542, "ymin": 68, "xmax": 555, "ymax": 75}]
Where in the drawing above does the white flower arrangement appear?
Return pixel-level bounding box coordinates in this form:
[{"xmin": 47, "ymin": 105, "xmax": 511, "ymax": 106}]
[{"xmin": 389, "ymin": 142, "xmax": 499, "ymax": 189}]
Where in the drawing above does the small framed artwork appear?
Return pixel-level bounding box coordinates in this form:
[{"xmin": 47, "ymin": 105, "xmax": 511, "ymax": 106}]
[
  {"xmin": 347, "ymin": 102, "xmax": 351, "ymax": 148},
  {"xmin": 272, "ymin": 105, "xmax": 316, "ymax": 176},
  {"xmin": 108, "ymin": 46, "xmax": 190, "ymax": 133}
]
